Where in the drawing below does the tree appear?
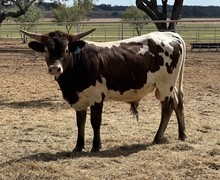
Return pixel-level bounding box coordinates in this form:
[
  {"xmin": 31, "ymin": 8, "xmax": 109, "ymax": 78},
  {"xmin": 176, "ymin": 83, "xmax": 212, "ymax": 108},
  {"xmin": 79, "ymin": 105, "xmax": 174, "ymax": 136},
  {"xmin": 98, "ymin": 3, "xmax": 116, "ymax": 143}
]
[
  {"xmin": 122, "ymin": 6, "xmax": 149, "ymax": 36},
  {"xmin": 15, "ymin": 5, "xmax": 44, "ymax": 43},
  {"xmin": 52, "ymin": 0, "xmax": 93, "ymax": 33},
  {"xmin": 0, "ymin": 0, "xmax": 62, "ymax": 24},
  {"xmin": 136, "ymin": 0, "xmax": 184, "ymax": 31}
]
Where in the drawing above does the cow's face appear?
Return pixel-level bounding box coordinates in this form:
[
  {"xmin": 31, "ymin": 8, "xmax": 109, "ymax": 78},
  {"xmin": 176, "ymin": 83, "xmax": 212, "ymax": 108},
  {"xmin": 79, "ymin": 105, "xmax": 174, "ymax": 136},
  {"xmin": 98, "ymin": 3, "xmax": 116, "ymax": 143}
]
[
  {"xmin": 20, "ymin": 29, "xmax": 96, "ymax": 77},
  {"xmin": 28, "ymin": 32, "xmax": 86, "ymax": 76}
]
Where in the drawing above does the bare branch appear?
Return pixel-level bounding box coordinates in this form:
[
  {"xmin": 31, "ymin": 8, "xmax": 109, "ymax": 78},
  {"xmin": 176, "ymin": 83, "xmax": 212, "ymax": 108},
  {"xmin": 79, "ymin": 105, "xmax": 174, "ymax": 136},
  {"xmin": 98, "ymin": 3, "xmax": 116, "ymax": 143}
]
[
  {"xmin": 151, "ymin": 0, "xmax": 157, "ymax": 8},
  {"xmin": 171, "ymin": 0, "xmax": 183, "ymax": 20},
  {"xmin": 136, "ymin": 0, "xmax": 183, "ymax": 31},
  {"xmin": 168, "ymin": 0, "xmax": 183, "ymax": 30},
  {"xmin": 136, "ymin": 0, "xmax": 167, "ymax": 30},
  {"xmin": 136, "ymin": 0, "xmax": 162, "ymax": 20},
  {"xmin": 162, "ymin": 0, "xmax": 168, "ymax": 18},
  {"xmin": 14, "ymin": 1, "xmax": 24, "ymax": 11}
]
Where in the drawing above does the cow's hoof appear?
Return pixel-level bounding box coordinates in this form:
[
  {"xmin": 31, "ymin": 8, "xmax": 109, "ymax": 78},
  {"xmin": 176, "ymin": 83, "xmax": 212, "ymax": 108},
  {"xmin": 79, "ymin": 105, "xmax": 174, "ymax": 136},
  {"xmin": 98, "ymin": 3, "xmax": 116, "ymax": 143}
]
[
  {"xmin": 153, "ymin": 137, "xmax": 169, "ymax": 144},
  {"xmin": 67, "ymin": 147, "xmax": 84, "ymax": 157},
  {"xmin": 90, "ymin": 147, "xmax": 101, "ymax": 153},
  {"xmin": 72, "ymin": 146, "xmax": 84, "ymax": 152},
  {"xmin": 179, "ymin": 133, "xmax": 187, "ymax": 141}
]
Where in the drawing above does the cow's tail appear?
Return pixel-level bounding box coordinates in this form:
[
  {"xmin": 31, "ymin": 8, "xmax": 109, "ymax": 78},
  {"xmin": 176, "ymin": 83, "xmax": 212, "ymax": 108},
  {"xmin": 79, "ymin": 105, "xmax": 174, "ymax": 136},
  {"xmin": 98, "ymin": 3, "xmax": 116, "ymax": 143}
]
[
  {"xmin": 178, "ymin": 38, "xmax": 186, "ymax": 94},
  {"xmin": 175, "ymin": 37, "xmax": 186, "ymax": 105},
  {"xmin": 130, "ymin": 101, "xmax": 139, "ymax": 121}
]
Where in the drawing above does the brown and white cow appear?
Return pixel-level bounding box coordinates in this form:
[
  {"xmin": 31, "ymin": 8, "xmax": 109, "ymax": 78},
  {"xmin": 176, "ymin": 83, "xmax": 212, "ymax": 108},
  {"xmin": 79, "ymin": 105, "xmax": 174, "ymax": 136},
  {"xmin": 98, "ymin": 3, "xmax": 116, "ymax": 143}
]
[{"xmin": 20, "ymin": 29, "xmax": 186, "ymax": 152}]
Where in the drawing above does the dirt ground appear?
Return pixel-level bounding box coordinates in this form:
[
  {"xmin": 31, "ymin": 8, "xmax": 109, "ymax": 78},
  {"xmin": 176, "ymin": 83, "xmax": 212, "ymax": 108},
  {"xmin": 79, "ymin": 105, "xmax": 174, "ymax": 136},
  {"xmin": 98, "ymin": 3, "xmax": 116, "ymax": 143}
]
[{"xmin": 0, "ymin": 41, "xmax": 219, "ymax": 179}]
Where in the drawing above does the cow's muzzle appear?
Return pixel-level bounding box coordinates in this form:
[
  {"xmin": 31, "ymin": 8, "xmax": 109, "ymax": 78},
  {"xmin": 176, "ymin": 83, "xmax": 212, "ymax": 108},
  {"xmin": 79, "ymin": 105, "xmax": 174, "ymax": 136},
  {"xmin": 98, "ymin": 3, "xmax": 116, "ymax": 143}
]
[{"xmin": 48, "ymin": 64, "xmax": 63, "ymax": 76}]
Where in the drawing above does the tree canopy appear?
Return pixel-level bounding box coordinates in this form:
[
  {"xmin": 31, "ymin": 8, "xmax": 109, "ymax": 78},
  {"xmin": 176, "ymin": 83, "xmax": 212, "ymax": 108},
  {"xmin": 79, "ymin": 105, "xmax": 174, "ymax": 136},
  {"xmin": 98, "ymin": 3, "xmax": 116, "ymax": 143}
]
[
  {"xmin": 122, "ymin": 6, "xmax": 149, "ymax": 36},
  {"xmin": 52, "ymin": 0, "xmax": 93, "ymax": 33},
  {"xmin": 0, "ymin": 0, "xmax": 62, "ymax": 24},
  {"xmin": 15, "ymin": 5, "xmax": 44, "ymax": 43}
]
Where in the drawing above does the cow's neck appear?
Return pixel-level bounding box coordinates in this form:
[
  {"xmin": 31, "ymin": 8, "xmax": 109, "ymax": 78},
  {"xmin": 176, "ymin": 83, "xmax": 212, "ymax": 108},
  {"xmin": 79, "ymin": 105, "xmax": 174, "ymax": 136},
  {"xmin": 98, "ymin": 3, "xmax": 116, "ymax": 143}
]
[{"xmin": 56, "ymin": 49, "xmax": 99, "ymax": 104}]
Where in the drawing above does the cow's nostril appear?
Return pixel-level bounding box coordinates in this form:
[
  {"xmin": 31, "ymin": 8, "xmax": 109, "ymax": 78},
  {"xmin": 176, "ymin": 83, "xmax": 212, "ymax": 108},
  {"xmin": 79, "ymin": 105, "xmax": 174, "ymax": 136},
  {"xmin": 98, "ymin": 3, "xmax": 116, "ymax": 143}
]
[
  {"xmin": 49, "ymin": 68, "xmax": 52, "ymax": 73},
  {"xmin": 57, "ymin": 67, "xmax": 61, "ymax": 72}
]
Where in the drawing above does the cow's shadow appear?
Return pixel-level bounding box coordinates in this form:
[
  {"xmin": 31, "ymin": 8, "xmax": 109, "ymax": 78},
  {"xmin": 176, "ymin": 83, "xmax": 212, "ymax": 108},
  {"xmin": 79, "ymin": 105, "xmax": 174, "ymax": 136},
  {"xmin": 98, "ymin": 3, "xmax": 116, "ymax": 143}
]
[
  {"xmin": 0, "ymin": 98, "xmax": 64, "ymax": 109},
  {"xmin": 1, "ymin": 143, "xmax": 152, "ymax": 167},
  {"xmin": 29, "ymin": 143, "xmax": 152, "ymax": 161}
]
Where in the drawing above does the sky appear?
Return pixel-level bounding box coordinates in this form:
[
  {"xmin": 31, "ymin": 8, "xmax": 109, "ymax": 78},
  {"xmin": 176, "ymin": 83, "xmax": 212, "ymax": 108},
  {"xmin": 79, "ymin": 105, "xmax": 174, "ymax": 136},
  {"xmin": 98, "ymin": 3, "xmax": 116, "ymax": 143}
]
[{"xmin": 65, "ymin": 0, "xmax": 220, "ymax": 7}]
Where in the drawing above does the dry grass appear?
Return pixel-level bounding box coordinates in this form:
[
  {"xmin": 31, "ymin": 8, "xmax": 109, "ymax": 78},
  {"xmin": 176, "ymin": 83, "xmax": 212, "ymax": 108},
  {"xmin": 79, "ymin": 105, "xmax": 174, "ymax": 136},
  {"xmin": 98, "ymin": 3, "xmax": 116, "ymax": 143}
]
[{"xmin": 0, "ymin": 42, "xmax": 220, "ymax": 179}]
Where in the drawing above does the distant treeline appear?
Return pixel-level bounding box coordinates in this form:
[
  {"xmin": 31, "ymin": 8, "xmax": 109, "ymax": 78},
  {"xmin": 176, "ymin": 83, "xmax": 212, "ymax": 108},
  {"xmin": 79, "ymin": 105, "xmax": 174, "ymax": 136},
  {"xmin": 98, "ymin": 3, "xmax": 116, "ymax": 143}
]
[
  {"xmin": 41, "ymin": 3, "xmax": 220, "ymax": 18},
  {"xmin": 181, "ymin": 6, "xmax": 220, "ymax": 18}
]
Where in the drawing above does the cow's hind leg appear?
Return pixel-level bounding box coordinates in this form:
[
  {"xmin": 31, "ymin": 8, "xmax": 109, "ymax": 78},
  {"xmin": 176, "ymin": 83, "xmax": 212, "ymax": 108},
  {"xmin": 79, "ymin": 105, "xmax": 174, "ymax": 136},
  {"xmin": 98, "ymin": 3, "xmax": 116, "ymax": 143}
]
[
  {"xmin": 90, "ymin": 102, "xmax": 103, "ymax": 152},
  {"xmin": 73, "ymin": 110, "xmax": 87, "ymax": 152},
  {"xmin": 173, "ymin": 89, "xmax": 186, "ymax": 141},
  {"xmin": 154, "ymin": 97, "xmax": 173, "ymax": 144}
]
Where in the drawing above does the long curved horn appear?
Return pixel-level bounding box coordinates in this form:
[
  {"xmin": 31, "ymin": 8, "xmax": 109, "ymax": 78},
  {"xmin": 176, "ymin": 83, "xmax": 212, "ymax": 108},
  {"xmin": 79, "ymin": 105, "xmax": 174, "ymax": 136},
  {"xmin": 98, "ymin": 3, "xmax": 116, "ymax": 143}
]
[
  {"xmin": 71, "ymin": 28, "xmax": 96, "ymax": 41},
  {"xmin": 20, "ymin": 29, "xmax": 42, "ymax": 42}
]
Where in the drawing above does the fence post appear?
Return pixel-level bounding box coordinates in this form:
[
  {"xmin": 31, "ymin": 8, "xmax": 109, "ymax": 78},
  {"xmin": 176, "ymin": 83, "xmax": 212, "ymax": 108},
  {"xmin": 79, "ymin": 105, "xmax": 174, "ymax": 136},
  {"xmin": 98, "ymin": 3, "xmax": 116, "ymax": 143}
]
[
  {"xmin": 214, "ymin": 27, "xmax": 216, "ymax": 43},
  {"xmin": 173, "ymin": 21, "xmax": 177, "ymax": 32},
  {"xmin": 121, "ymin": 22, "xmax": 124, "ymax": 40},
  {"xmin": 196, "ymin": 28, "xmax": 199, "ymax": 42},
  {"xmin": 77, "ymin": 23, "xmax": 80, "ymax": 33},
  {"xmin": 105, "ymin": 28, "xmax": 106, "ymax": 42}
]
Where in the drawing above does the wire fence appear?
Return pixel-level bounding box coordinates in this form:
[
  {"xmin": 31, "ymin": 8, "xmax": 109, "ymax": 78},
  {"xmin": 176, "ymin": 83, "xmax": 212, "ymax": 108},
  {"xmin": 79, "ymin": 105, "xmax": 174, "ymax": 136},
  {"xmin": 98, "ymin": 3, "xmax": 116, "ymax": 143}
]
[{"xmin": 1, "ymin": 19, "xmax": 220, "ymax": 46}]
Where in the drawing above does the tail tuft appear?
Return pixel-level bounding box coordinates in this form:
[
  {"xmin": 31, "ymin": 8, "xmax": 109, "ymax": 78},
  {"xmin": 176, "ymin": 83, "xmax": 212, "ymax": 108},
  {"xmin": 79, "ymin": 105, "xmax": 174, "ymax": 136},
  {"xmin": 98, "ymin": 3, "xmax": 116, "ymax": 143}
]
[{"xmin": 130, "ymin": 102, "xmax": 139, "ymax": 121}]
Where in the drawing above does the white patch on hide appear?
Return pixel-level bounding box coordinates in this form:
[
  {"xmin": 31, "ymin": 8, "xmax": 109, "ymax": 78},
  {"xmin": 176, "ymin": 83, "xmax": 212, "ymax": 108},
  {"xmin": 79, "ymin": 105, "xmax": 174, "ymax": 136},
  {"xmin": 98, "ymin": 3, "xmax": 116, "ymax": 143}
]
[
  {"xmin": 137, "ymin": 45, "xmax": 150, "ymax": 56},
  {"xmin": 71, "ymin": 78, "xmax": 107, "ymax": 111}
]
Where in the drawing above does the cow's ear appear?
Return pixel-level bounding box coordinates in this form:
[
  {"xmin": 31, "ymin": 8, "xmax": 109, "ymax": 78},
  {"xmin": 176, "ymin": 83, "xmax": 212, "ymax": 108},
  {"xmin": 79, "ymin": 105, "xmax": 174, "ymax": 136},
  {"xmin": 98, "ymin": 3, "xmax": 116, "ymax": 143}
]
[
  {"xmin": 28, "ymin": 41, "xmax": 45, "ymax": 52},
  {"xmin": 70, "ymin": 40, "xmax": 86, "ymax": 54}
]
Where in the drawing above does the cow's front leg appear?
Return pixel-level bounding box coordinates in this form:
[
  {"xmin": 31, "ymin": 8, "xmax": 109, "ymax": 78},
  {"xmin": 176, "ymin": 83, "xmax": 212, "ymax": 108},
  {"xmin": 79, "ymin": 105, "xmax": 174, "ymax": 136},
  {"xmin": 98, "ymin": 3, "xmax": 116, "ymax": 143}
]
[
  {"xmin": 73, "ymin": 110, "xmax": 87, "ymax": 152},
  {"xmin": 154, "ymin": 97, "xmax": 173, "ymax": 144},
  {"xmin": 90, "ymin": 102, "xmax": 103, "ymax": 152}
]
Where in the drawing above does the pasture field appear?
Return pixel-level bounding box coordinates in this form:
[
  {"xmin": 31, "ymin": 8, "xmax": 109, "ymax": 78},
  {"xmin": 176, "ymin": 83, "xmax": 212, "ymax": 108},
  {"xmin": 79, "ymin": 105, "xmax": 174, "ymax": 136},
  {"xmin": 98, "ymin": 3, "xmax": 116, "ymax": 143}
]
[
  {"xmin": 0, "ymin": 41, "xmax": 220, "ymax": 179},
  {"xmin": 1, "ymin": 18, "xmax": 220, "ymax": 43}
]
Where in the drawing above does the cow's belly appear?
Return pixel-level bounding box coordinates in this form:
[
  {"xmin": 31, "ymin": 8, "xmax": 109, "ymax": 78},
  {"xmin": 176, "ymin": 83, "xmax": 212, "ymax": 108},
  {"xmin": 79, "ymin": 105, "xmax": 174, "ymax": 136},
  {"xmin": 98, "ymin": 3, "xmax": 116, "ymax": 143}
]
[
  {"xmin": 70, "ymin": 79, "xmax": 155, "ymax": 111},
  {"xmin": 106, "ymin": 83, "xmax": 155, "ymax": 102}
]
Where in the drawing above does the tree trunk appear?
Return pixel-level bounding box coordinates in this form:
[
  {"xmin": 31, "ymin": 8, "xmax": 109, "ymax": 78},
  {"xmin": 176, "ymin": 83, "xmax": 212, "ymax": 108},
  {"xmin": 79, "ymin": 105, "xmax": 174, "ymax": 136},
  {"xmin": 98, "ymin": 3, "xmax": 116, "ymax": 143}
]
[
  {"xmin": 168, "ymin": 0, "xmax": 184, "ymax": 30},
  {"xmin": 0, "ymin": 13, "xmax": 6, "ymax": 24},
  {"xmin": 136, "ymin": 0, "xmax": 183, "ymax": 31},
  {"xmin": 20, "ymin": 33, "xmax": 27, "ymax": 43}
]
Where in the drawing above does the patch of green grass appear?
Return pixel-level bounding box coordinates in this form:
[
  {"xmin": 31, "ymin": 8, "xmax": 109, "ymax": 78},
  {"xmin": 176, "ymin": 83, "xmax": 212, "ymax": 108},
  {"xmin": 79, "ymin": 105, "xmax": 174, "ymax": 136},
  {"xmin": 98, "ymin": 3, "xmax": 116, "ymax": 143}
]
[{"xmin": 1, "ymin": 21, "xmax": 220, "ymax": 43}]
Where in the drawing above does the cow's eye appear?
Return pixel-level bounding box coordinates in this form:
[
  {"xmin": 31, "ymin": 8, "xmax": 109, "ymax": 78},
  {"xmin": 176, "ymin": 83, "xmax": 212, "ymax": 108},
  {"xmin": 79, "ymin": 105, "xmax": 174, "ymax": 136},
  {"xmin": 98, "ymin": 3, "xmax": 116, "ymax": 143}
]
[
  {"xmin": 44, "ymin": 48, "xmax": 48, "ymax": 53},
  {"xmin": 65, "ymin": 47, "xmax": 69, "ymax": 54}
]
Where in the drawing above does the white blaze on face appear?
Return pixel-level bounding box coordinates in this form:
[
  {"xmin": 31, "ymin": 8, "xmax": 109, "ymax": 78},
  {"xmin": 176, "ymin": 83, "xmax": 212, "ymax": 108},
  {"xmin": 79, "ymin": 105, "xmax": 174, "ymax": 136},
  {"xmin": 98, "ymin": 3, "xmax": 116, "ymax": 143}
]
[{"xmin": 44, "ymin": 46, "xmax": 70, "ymax": 76}]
